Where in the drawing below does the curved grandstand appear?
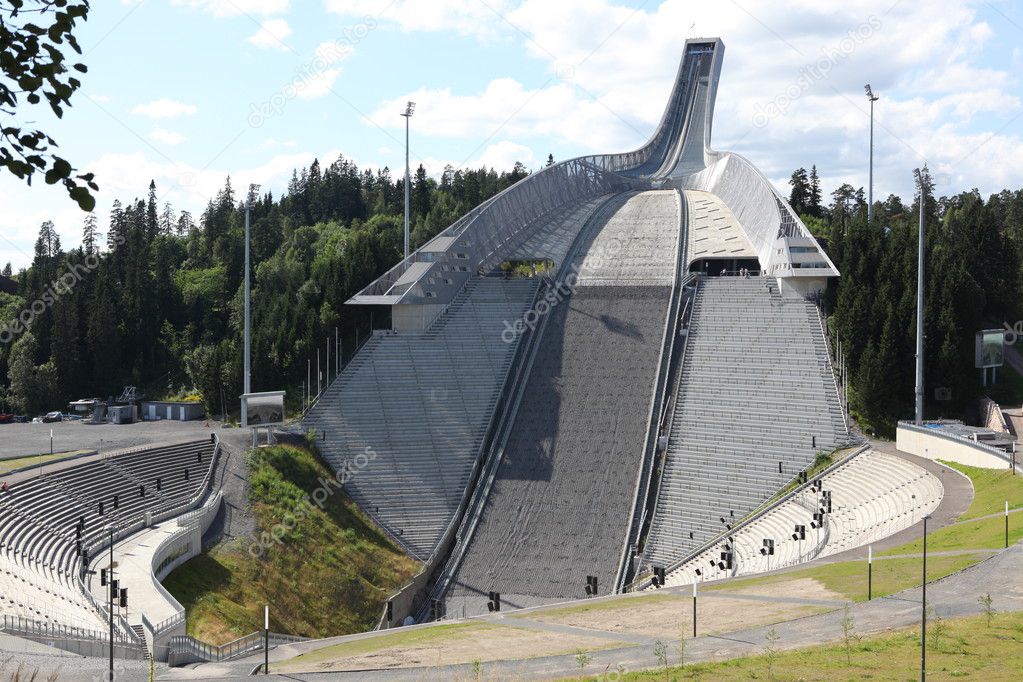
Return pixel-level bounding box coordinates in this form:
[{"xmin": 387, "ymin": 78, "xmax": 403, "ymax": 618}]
[{"xmin": 304, "ymin": 37, "xmax": 854, "ymax": 623}]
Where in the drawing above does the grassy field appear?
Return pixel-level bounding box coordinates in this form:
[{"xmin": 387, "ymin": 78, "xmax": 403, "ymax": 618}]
[
  {"xmin": 881, "ymin": 462, "xmax": 1023, "ymax": 556},
  {"xmin": 162, "ymin": 443, "xmax": 420, "ymax": 644},
  {"xmin": 0, "ymin": 450, "xmax": 92, "ymax": 473},
  {"xmin": 569, "ymin": 610, "xmax": 1023, "ymax": 681},
  {"xmin": 706, "ymin": 551, "xmax": 991, "ymax": 603},
  {"xmin": 709, "ymin": 461, "xmax": 1022, "ymax": 603}
]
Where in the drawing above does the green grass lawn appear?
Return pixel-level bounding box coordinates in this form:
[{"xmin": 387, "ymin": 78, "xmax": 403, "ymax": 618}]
[
  {"xmin": 710, "ymin": 461, "xmax": 1023, "ymax": 603},
  {"xmin": 569, "ymin": 610, "xmax": 1023, "ymax": 681},
  {"xmin": 162, "ymin": 443, "xmax": 420, "ymax": 644},
  {"xmin": 0, "ymin": 450, "xmax": 92, "ymax": 473},
  {"xmin": 881, "ymin": 462, "xmax": 1023, "ymax": 556},
  {"xmin": 706, "ymin": 551, "xmax": 990, "ymax": 603}
]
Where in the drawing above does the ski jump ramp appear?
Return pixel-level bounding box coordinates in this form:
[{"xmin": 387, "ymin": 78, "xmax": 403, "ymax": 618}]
[{"xmin": 304, "ymin": 38, "xmax": 847, "ymax": 623}]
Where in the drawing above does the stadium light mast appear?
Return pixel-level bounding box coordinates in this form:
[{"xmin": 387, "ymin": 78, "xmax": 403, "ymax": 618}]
[
  {"xmin": 914, "ymin": 168, "xmax": 926, "ymax": 425},
  {"xmin": 244, "ymin": 195, "xmax": 252, "ymax": 396},
  {"xmin": 864, "ymin": 85, "xmax": 879, "ymax": 224},
  {"xmin": 401, "ymin": 101, "xmax": 416, "ymax": 265}
]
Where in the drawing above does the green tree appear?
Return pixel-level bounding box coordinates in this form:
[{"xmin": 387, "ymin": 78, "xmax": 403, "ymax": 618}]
[
  {"xmin": 788, "ymin": 167, "xmax": 810, "ymax": 215},
  {"xmin": 0, "ymin": 0, "xmax": 97, "ymax": 209},
  {"xmin": 8, "ymin": 331, "xmax": 58, "ymax": 414},
  {"xmin": 82, "ymin": 211, "xmax": 98, "ymax": 254},
  {"xmin": 808, "ymin": 164, "xmax": 822, "ymax": 217}
]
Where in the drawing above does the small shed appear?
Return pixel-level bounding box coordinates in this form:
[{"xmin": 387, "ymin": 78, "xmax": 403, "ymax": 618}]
[
  {"xmin": 141, "ymin": 401, "xmax": 205, "ymax": 422},
  {"xmin": 109, "ymin": 405, "xmax": 135, "ymax": 424}
]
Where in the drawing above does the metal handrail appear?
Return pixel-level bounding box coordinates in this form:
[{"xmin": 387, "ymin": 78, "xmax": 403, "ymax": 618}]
[
  {"xmin": 814, "ymin": 302, "xmax": 850, "ymax": 437},
  {"xmin": 616, "ymin": 188, "xmax": 693, "ymax": 591},
  {"xmin": 167, "ymin": 630, "xmax": 307, "ymax": 663},
  {"xmin": 421, "ymin": 193, "xmax": 631, "ymax": 620},
  {"xmin": 638, "ymin": 273, "xmax": 701, "ymax": 568}
]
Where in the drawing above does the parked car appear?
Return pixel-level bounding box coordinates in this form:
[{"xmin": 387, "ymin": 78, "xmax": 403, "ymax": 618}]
[
  {"xmin": 12, "ymin": 415, "xmax": 29, "ymax": 423},
  {"xmin": 59, "ymin": 413, "xmax": 83, "ymax": 421},
  {"xmin": 42, "ymin": 411, "xmax": 62, "ymax": 423},
  {"xmin": 0, "ymin": 413, "xmax": 13, "ymax": 424}
]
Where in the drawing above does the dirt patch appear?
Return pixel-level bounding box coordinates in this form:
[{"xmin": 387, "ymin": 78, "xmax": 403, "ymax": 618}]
[
  {"xmin": 277, "ymin": 623, "xmax": 619, "ymax": 673},
  {"xmin": 517, "ymin": 580, "xmax": 841, "ymax": 638},
  {"xmin": 712, "ymin": 576, "xmax": 844, "ymax": 601}
]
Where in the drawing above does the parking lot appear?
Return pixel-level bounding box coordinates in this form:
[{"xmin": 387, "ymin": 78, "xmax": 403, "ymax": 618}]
[{"xmin": 0, "ymin": 418, "xmax": 229, "ymax": 459}]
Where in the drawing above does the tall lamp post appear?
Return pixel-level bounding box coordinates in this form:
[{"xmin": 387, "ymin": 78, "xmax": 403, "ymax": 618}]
[
  {"xmin": 921, "ymin": 513, "xmax": 931, "ymax": 681},
  {"xmin": 401, "ymin": 101, "xmax": 416, "ymax": 265},
  {"xmin": 914, "ymin": 168, "xmax": 926, "ymax": 425},
  {"xmin": 243, "ymin": 194, "xmax": 252, "ymax": 397},
  {"xmin": 864, "ymin": 85, "xmax": 879, "ymax": 224}
]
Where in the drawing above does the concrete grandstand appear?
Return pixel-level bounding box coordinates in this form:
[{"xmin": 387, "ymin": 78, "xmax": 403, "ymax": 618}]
[{"xmin": 303, "ymin": 37, "xmax": 854, "ymax": 623}]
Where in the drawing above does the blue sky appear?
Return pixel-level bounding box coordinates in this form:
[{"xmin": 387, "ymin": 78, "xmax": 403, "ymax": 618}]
[{"xmin": 3, "ymin": 0, "xmax": 1023, "ymax": 270}]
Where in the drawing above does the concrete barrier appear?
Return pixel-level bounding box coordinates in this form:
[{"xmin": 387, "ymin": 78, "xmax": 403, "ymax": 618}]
[{"xmin": 896, "ymin": 421, "xmax": 1014, "ymax": 470}]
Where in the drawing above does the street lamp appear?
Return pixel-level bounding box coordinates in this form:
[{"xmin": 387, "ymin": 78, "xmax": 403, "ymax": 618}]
[
  {"xmin": 913, "ymin": 168, "xmax": 927, "ymax": 425},
  {"xmin": 864, "ymin": 85, "xmax": 879, "ymax": 224},
  {"xmin": 921, "ymin": 513, "xmax": 931, "ymax": 681},
  {"xmin": 401, "ymin": 101, "xmax": 416, "ymax": 265}
]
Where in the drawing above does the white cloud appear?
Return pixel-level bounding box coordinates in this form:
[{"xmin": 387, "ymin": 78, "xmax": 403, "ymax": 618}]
[
  {"xmin": 132, "ymin": 98, "xmax": 199, "ymax": 119},
  {"xmin": 260, "ymin": 138, "xmax": 298, "ymax": 149},
  {"xmin": 295, "ymin": 69, "xmax": 341, "ymax": 99},
  {"xmin": 150, "ymin": 128, "xmax": 187, "ymax": 146},
  {"xmin": 366, "ymin": 0, "xmax": 1023, "ymax": 201},
  {"xmin": 248, "ymin": 18, "xmax": 293, "ymax": 50},
  {"xmin": 325, "ymin": 0, "xmax": 511, "ymax": 39},
  {"xmin": 168, "ymin": 0, "xmax": 289, "ymax": 17}
]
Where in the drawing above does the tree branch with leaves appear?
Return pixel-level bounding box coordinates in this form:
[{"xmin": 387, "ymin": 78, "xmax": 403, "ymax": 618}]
[{"xmin": 1, "ymin": 0, "xmax": 96, "ymax": 210}]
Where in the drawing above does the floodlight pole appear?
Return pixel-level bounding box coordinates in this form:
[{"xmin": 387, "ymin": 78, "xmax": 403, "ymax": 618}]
[
  {"xmin": 109, "ymin": 525, "xmax": 114, "ymax": 678},
  {"xmin": 401, "ymin": 102, "xmax": 416, "ymax": 265},
  {"xmin": 868, "ymin": 544, "xmax": 872, "ymax": 600},
  {"xmin": 915, "ymin": 173, "xmax": 926, "ymax": 425},
  {"xmin": 865, "ymin": 85, "xmax": 879, "ymax": 224},
  {"xmin": 264, "ymin": 604, "xmax": 269, "ymax": 675},
  {"xmin": 244, "ymin": 197, "xmax": 251, "ymax": 396},
  {"xmin": 692, "ymin": 581, "xmax": 697, "ymax": 638},
  {"xmin": 921, "ymin": 514, "xmax": 930, "ymax": 681}
]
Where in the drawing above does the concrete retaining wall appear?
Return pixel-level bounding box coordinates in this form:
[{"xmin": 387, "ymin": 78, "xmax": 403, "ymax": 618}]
[{"xmin": 896, "ymin": 422, "xmax": 1013, "ymax": 470}]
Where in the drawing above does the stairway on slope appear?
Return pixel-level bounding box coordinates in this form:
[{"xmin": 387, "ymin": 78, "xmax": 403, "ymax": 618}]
[
  {"xmin": 304, "ymin": 276, "xmax": 538, "ymax": 560},
  {"xmin": 442, "ymin": 190, "xmax": 682, "ymax": 617},
  {"xmin": 643, "ymin": 276, "xmax": 847, "ymax": 568}
]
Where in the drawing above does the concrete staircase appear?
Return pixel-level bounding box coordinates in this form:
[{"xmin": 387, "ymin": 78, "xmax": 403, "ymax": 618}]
[{"xmin": 643, "ymin": 276, "xmax": 848, "ymax": 567}]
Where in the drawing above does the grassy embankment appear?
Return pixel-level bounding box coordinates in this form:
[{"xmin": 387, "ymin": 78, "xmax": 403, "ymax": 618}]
[
  {"xmin": 573, "ymin": 610, "xmax": 1023, "ymax": 681},
  {"xmin": 162, "ymin": 443, "xmax": 420, "ymax": 644}
]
